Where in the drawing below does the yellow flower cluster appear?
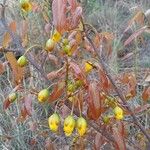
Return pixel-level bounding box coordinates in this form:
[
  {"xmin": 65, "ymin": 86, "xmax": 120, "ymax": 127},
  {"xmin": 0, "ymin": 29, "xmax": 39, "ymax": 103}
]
[
  {"xmin": 48, "ymin": 114, "xmax": 87, "ymax": 137},
  {"xmin": 113, "ymin": 106, "xmax": 124, "ymax": 120}
]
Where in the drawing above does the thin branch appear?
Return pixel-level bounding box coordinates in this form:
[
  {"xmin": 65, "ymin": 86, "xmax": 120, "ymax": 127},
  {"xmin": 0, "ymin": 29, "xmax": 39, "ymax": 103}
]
[{"xmin": 85, "ymin": 31, "xmax": 150, "ymax": 143}]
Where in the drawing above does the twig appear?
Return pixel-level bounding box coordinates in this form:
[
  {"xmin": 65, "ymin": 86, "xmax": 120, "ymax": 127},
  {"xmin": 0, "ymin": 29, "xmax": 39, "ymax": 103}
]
[{"xmin": 85, "ymin": 31, "xmax": 150, "ymax": 143}]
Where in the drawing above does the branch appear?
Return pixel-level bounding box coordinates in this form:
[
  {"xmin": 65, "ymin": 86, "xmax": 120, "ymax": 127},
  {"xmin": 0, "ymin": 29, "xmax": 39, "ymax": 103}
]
[{"xmin": 85, "ymin": 32, "xmax": 150, "ymax": 143}]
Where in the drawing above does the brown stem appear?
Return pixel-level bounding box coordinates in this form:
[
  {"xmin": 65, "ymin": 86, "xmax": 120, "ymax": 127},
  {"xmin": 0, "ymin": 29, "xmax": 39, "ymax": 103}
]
[{"xmin": 85, "ymin": 34, "xmax": 150, "ymax": 143}]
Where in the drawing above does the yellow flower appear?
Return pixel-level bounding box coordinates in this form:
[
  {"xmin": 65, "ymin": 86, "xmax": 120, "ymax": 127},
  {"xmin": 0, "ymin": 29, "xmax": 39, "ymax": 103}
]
[
  {"xmin": 115, "ymin": 114, "xmax": 124, "ymax": 120},
  {"xmin": 85, "ymin": 62, "xmax": 93, "ymax": 73},
  {"xmin": 64, "ymin": 115, "xmax": 75, "ymax": 136},
  {"xmin": 20, "ymin": 0, "xmax": 32, "ymax": 12},
  {"xmin": 76, "ymin": 117, "xmax": 87, "ymax": 136},
  {"xmin": 52, "ymin": 30, "xmax": 61, "ymax": 42},
  {"xmin": 38, "ymin": 89, "xmax": 50, "ymax": 103},
  {"xmin": 114, "ymin": 106, "xmax": 124, "ymax": 120},
  {"xmin": 48, "ymin": 113, "xmax": 60, "ymax": 132}
]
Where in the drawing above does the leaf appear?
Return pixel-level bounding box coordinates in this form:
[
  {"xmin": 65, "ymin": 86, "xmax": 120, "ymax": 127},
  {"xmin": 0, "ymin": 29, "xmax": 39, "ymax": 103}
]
[
  {"xmin": 97, "ymin": 64, "xmax": 110, "ymax": 92},
  {"xmin": 3, "ymin": 98, "xmax": 11, "ymax": 110},
  {"xmin": 87, "ymin": 81, "xmax": 101, "ymax": 120},
  {"xmin": 20, "ymin": 20, "xmax": 28, "ymax": 47},
  {"xmin": 2, "ymin": 32, "xmax": 11, "ymax": 48},
  {"xmin": 70, "ymin": 6, "xmax": 82, "ymax": 29},
  {"xmin": 48, "ymin": 82, "xmax": 65, "ymax": 103},
  {"xmin": 124, "ymin": 26, "xmax": 147, "ymax": 46},
  {"xmin": 112, "ymin": 122, "xmax": 126, "ymax": 150},
  {"xmin": 48, "ymin": 54, "xmax": 58, "ymax": 65},
  {"xmin": 24, "ymin": 95, "xmax": 32, "ymax": 116},
  {"xmin": 124, "ymin": 10, "xmax": 145, "ymax": 33},
  {"xmin": 100, "ymin": 32, "xmax": 114, "ymax": 57},
  {"xmin": 5, "ymin": 52, "xmax": 25, "ymax": 85},
  {"xmin": 45, "ymin": 138, "xmax": 56, "ymax": 150},
  {"xmin": 120, "ymin": 72, "xmax": 136, "ymax": 99},
  {"xmin": 142, "ymin": 87, "xmax": 150, "ymax": 101},
  {"xmin": 47, "ymin": 65, "xmax": 65, "ymax": 80},
  {"xmin": 69, "ymin": 61, "xmax": 86, "ymax": 81},
  {"xmin": 52, "ymin": 0, "xmax": 67, "ymax": 33},
  {"xmin": 9, "ymin": 21, "xmax": 17, "ymax": 32},
  {"xmin": 94, "ymin": 133, "xmax": 105, "ymax": 150}
]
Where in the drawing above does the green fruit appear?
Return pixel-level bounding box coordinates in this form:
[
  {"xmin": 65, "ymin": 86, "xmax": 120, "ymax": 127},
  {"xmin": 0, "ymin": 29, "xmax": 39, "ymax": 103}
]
[
  {"xmin": 38, "ymin": 89, "xmax": 50, "ymax": 102},
  {"xmin": 75, "ymin": 80, "xmax": 83, "ymax": 88},
  {"xmin": 8, "ymin": 92, "xmax": 17, "ymax": 102},
  {"xmin": 62, "ymin": 38, "xmax": 69, "ymax": 45},
  {"xmin": 67, "ymin": 83, "xmax": 76, "ymax": 93},
  {"xmin": 17, "ymin": 56, "xmax": 28, "ymax": 67},
  {"xmin": 102, "ymin": 116, "xmax": 110, "ymax": 124},
  {"xmin": 45, "ymin": 39, "xmax": 55, "ymax": 52},
  {"xmin": 63, "ymin": 45, "xmax": 71, "ymax": 54}
]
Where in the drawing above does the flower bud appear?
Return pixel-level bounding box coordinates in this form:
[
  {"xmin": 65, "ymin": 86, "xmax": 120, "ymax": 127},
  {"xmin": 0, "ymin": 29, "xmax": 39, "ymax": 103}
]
[
  {"xmin": 114, "ymin": 106, "xmax": 124, "ymax": 120},
  {"xmin": 38, "ymin": 89, "xmax": 50, "ymax": 102},
  {"xmin": 76, "ymin": 117, "xmax": 87, "ymax": 136},
  {"xmin": 64, "ymin": 115, "xmax": 75, "ymax": 136},
  {"xmin": 48, "ymin": 113, "xmax": 60, "ymax": 132}
]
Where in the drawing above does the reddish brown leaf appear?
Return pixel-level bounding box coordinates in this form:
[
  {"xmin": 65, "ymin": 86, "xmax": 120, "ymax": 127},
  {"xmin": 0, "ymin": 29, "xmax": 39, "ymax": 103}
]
[
  {"xmin": 87, "ymin": 82, "xmax": 101, "ymax": 120},
  {"xmin": 48, "ymin": 82, "xmax": 65, "ymax": 103},
  {"xmin": 112, "ymin": 122, "xmax": 126, "ymax": 150},
  {"xmin": 21, "ymin": 105, "xmax": 28, "ymax": 119},
  {"xmin": 2, "ymin": 32, "xmax": 11, "ymax": 48},
  {"xmin": 9, "ymin": 21, "xmax": 17, "ymax": 32},
  {"xmin": 142, "ymin": 87, "xmax": 150, "ymax": 101},
  {"xmin": 70, "ymin": 6, "xmax": 82, "ymax": 29},
  {"xmin": 69, "ymin": 61, "xmax": 85, "ymax": 81},
  {"xmin": 48, "ymin": 54, "xmax": 58, "ymax": 65},
  {"xmin": 94, "ymin": 34, "xmax": 101, "ymax": 48},
  {"xmin": 47, "ymin": 65, "xmax": 65, "ymax": 80},
  {"xmin": 124, "ymin": 26, "xmax": 147, "ymax": 46},
  {"xmin": 68, "ymin": 0, "xmax": 77, "ymax": 12},
  {"xmin": 24, "ymin": 95, "xmax": 32, "ymax": 116},
  {"xmin": 5, "ymin": 52, "xmax": 25, "ymax": 85},
  {"xmin": 94, "ymin": 133, "xmax": 106, "ymax": 150},
  {"xmin": 97, "ymin": 64, "xmax": 110, "ymax": 92},
  {"xmin": 52, "ymin": 0, "xmax": 67, "ymax": 33},
  {"xmin": 3, "ymin": 98, "xmax": 11, "ymax": 110},
  {"xmin": 124, "ymin": 10, "xmax": 145, "ymax": 33},
  {"xmin": 45, "ymin": 138, "xmax": 55, "ymax": 150},
  {"xmin": 20, "ymin": 20, "xmax": 28, "ymax": 47}
]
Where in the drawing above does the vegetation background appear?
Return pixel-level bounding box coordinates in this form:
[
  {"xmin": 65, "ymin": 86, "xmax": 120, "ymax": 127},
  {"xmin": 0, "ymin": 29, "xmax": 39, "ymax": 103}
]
[{"xmin": 0, "ymin": 0, "xmax": 150, "ymax": 149}]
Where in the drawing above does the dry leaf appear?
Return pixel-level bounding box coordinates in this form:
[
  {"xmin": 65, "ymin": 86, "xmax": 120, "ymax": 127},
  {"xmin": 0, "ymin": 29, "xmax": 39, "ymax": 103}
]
[
  {"xmin": 5, "ymin": 52, "xmax": 25, "ymax": 85},
  {"xmin": 2, "ymin": 32, "xmax": 11, "ymax": 48},
  {"xmin": 9, "ymin": 21, "xmax": 17, "ymax": 32}
]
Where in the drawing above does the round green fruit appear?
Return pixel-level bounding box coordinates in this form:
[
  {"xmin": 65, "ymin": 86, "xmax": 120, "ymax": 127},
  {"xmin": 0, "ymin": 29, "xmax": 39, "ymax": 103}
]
[
  {"xmin": 8, "ymin": 92, "xmax": 17, "ymax": 102},
  {"xmin": 38, "ymin": 89, "xmax": 50, "ymax": 102},
  {"xmin": 17, "ymin": 55, "xmax": 28, "ymax": 67},
  {"xmin": 45, "ymin": 39, "xmax": 55, "ymax": 52}
]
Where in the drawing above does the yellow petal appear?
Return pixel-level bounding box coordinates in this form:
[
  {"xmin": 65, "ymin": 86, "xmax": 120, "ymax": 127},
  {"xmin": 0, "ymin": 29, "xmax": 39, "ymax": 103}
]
[
  {"xmin": 52, "ymin": 30, "xmax": 61, "ymax": 42},
  {"xmin": 115, "ymin": 114, "xmax": 124, "ymax": 120},
  {"xmin": 85, "ymin": 62, "xmax": 93, "ymax": 73}
]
